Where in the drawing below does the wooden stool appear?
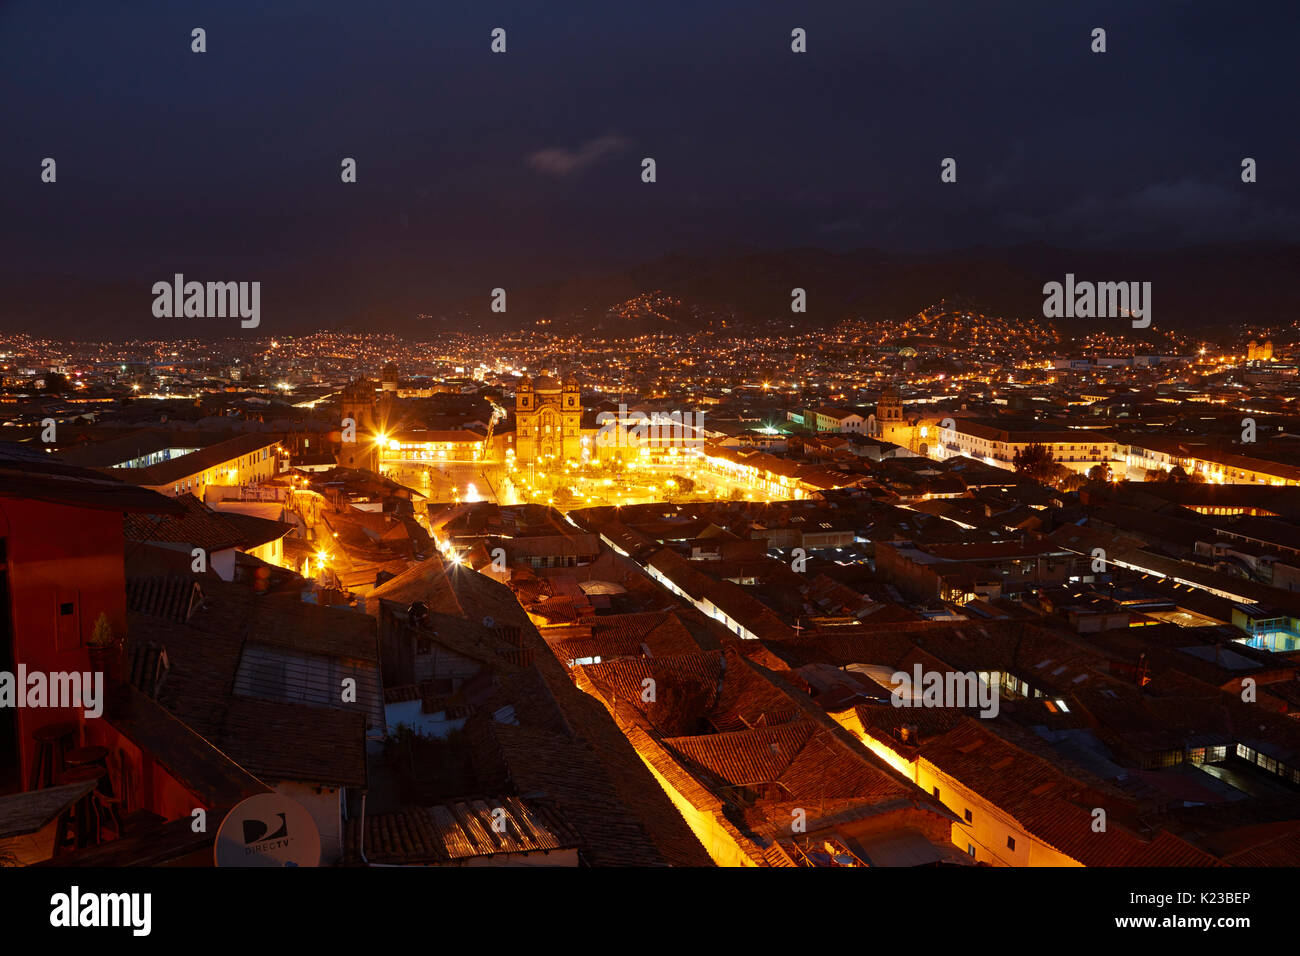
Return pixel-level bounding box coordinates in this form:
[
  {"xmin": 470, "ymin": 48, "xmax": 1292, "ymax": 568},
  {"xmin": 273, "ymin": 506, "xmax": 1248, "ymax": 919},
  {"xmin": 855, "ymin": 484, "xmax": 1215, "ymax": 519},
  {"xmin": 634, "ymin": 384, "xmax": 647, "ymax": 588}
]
[
  {"xmin": 65, "ymin": 747, "xmax": 121, "ymax": 837},
  {"xmin": 28, "ymin": 721, "xmax": 79, "ymax": 791},
  {"xmin": 53, "ymin": 766, "xmax": 107, "ymax": 853},
  {"xmin": 64, "ymin": 745, "xmax": 109, "ymax": 771}
]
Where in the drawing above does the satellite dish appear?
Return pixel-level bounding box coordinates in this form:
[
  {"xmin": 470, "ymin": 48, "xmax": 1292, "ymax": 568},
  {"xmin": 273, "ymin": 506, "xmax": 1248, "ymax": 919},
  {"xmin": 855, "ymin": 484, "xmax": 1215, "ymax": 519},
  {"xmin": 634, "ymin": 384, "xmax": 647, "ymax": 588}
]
[
  {"xmin": 214, "ymin": 793, "xmax": 322, "ymax": 867},
  {"xmin": 482, "ymin": 615, "xmax": 495, "ymax": 629}
]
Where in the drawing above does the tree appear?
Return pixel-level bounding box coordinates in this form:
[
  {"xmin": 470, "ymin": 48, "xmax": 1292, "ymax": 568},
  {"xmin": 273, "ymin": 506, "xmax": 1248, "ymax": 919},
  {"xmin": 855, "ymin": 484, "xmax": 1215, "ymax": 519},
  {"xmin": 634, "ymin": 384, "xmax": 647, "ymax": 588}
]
[
  {"xmin": 1059, "ymin": 471, "xmax": 1087, "ymax": 492},
  {"xmin": 1087, "ymin": 463, "xmax": 1112, "ymax": 484},
  {"xmin": 1013, "ymin": 443, "xmax": 1058, "ymax": 484},
  {"xmin": 89, "ymin": 612, "xmax": 115, "ymax": 646},
  {"xmin": 41, "ymin": 372, "xmax": 69, "ymax": 394}
]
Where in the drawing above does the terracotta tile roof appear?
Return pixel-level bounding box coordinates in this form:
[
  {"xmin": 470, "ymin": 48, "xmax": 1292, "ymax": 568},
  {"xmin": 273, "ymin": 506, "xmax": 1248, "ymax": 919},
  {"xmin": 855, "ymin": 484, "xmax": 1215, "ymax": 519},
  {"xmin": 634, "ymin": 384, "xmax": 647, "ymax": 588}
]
[
  {"xmin": 110, "ymin": 432, "xmax": 281, "ymax": 486},
  {"xmin": 124, "ymin": 492, "xmax": 249, "ymax": 551},
  {"xmin": 712, "ymin": 647, "xmax": 805, "ymax": 732},
  {"xmin": 369, "ymin": 554, "xmax": 465, "ymax": 615},
  {"xmin": 647, "ymin": 548, "xmax": 796, "ymax": 641},
  {"xmin": 55, "ymin": 427, "xmax": 178, "ymax": 468},
  {"xmin": 470, "ymin": 719, "xmax": 676, "ymax": 866},
  {"xmin": 907, "ymin": 718, "xmax": 1221, "ymax": 867},
  {"xmin": 360, "ymin": 796, "xmax": 581, "ymax": 864},
  {"xmin": 765, "ymin": 620, "xmax": 1109, "ymax": 698},
  {"xmin": 497, "ymin": 532, "xmax": 601, "ymax": 559},
  {"xmin": 568, "ymin": 618, "xmax": 969, "ymax": 862},
  {"xmin": 543, "ymin": 611, "xmax": 705, "ymax": 664},
  {"xmin": 577, "ymin": 651, "xmax": 725, "ymax": 734},
  {"xmin": 0, "ymin": 442, "xmax": 185, "ymax": 513},
  {"xmin": 669, "ymin": 720, "xmax": 914, "ymax": 804},
  {"xmin": 218, "ymin": 510, "xmax": 295, "ymax": 549},
  {"xmin": 405, "ymin": 564, "xmax": 716, "ymax": 867},
  {"xmin": 524, "ymin": 594, "xmax": 584, "ymax": 624},
  {"xmin": 1077, "ymin": 671, "xmax": 1300, "ymax": 767},
  {"xmin": 851, "ymin": 703, "xmax": 966, "ymax": 754},
  {"xmin": 1126, "ymin": 831, "xmax": 1227, "ymax": 867},
  {"xmin": 126, "ymin": 575, "xmax": 202, "ymax": 623},
  {"xmin": 475, "ymin": 666, "xmax": 571, "ymax": 735},
  {"xmin": 212, "ymin": 697, "xmax": 367, "ymax": 788},
  {"xmin": 1212, "ymin": 823, "xmax": 1300, "ymax": 866},
  {"xmin": 126, "ymin": 639, "xmax": 169, "ymax": 698},
  {"xmin": 663, "ymin": 722, "xmax": 817, "ymax": 787},
  {"xmin": 126, "ymin": 579, "xmax": 380, "ymax": 787},
  {"xmin": 104, "ymin": 685, "xmax": 270, "ymax": 809}
]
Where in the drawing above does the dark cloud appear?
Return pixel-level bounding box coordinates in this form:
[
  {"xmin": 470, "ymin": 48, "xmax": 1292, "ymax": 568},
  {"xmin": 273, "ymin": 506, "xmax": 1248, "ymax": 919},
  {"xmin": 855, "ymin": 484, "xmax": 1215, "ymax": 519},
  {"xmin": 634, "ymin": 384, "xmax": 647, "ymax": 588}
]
[{"xmin": 528, "ymin": 134, "xmax": 630, "ymax": 177}]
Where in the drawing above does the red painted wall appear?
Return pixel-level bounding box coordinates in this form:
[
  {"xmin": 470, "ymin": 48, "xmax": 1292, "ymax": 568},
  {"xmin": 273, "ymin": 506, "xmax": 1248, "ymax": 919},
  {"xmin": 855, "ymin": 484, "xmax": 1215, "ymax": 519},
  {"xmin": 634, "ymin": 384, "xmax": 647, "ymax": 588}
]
[
  {"xmin": 0, "ymin": 496, "xmax": 199, "ymax": 823},
  {"xmin": 1, "ymin": 497, "xmax": 124, "ymax": 783}
]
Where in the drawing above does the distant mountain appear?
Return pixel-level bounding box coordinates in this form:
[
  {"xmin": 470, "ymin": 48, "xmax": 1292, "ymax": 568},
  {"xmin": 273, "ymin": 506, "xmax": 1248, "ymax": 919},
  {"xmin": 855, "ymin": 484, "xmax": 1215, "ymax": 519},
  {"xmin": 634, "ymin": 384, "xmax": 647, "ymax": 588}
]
[
  {"xmin": 2, "ymin": 242, "xmax": 1296, "ymax": 339},
  {"xmin": 410, "ymin": 242, "xmax": 1300, "ymax": 337}
]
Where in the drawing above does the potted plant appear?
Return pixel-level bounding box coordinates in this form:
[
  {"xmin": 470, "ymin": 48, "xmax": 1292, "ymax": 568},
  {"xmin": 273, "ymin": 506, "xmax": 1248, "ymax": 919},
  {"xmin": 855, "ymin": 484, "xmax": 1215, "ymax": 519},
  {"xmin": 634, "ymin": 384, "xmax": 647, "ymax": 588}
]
[{"xmin": 87, "ymin": 612, "xmax": 123, "ymax": 686}]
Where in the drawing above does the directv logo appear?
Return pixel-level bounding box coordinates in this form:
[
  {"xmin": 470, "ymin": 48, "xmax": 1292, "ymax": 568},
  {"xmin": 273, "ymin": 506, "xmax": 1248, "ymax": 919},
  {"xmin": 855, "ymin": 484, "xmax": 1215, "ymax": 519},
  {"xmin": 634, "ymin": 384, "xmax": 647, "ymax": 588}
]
[{"xmin": 243, "ymin": 812, "xmax": 290, "ymax": 854}]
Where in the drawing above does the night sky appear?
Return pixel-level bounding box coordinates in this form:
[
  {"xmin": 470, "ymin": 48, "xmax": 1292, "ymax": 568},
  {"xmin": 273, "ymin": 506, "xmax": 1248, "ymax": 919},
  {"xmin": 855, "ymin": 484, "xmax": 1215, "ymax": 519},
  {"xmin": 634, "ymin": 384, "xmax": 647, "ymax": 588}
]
[{"xmin": 2, "ymin": 0, "xmax": 1297, "ymax": 331}]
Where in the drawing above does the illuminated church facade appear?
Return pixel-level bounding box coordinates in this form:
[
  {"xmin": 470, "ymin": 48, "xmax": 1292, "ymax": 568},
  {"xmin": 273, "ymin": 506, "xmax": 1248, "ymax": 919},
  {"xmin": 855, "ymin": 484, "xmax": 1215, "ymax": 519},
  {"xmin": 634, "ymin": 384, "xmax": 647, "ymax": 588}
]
[
  {"xmin": 515, "ymin": 374, "xmax": 583, "ymax": 463},
  {"xmin": 867, "ymin": 385, "xmax": 922, "ymax": 450}
]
